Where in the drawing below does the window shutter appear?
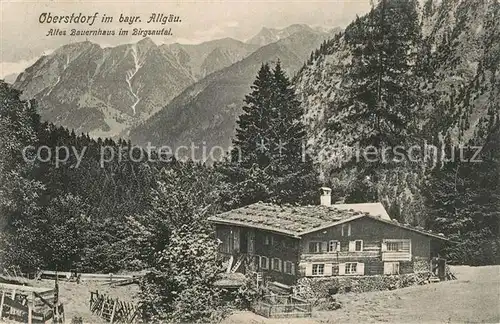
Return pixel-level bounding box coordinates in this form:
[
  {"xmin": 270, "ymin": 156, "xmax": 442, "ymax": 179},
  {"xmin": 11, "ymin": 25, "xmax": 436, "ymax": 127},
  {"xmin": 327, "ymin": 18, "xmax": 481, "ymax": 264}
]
[
  {"xmin": 291, "ymin": 263, "xmax": 296, "ymax": 275},
  {"xmin": 339, "ymin": 263, "xmax": 346, "ymax": 275},
  {"xmin": 336, "ymin": 241, "xmax": 341, "ymax": 252},
  {"xmin": 348, "ymin": 224, "xmax": 351, "ymax": 236},
  {"xmin": 348, "ymin": 241, "xmax": 356, "ymax": 252},
  {"xmin": 381, "ymin": 241, "xmax": 387, "ymax": 252},
  {"xmin": 309, "ymin": 242, "xmax": 316, "ymax": 253},
  {"xmin": 401, "ymin": 240, "xmax": 410, "ymax": 251},
  {"xmin": 321, "ymin": 241, "xmax": 328, "ymax": 253},
  {"xmin": 324, "ymin": 263, "xmax": 333, "ymax": 276},
  {"xmin": 305, "ymin": 263, "xmax": 313, "ymax": 276},
  {"xmin": 357, "ymin": 263, "xmax": 365, "ymax": 275},
  {"xmin": 383, "ymin": 262, "xmax": 389, "ymax": 274}
]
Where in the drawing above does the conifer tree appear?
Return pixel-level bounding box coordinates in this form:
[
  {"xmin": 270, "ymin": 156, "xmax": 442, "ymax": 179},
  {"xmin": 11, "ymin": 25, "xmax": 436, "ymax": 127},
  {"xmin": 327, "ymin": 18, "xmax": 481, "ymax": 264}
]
[
  {"xmin": 231, "ymin": 63, "xmax": 274, "ymax": 166},
  {"xmin": 333, "ymin": 0, "xmax": 422, "ymax": 148},
  {"xmin": 223, "ymin": 61, "xmax": 318, "ymax": 207},
  {"xmin": 329, "ymin": 0, "xmax": 423, "ymax": 206}
]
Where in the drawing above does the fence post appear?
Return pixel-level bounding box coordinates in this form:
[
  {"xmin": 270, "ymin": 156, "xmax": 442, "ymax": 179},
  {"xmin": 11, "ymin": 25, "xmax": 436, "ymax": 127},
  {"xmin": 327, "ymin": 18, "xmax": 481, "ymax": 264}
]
[
  {"xmin": 110, "ymin": 299, "xmax": 117, "ymax": 323},
  {"xmin": 100, "ymin": 296, "xmax": 106, "ymax": 316},
  {"xmin": 0, "ymin": 291, "xmax": 4, "ymax": 318},
  {"xmin": 9, "ymin": 289, "xmax": 16, "ymax": 317},
  {"xmin": 28, "ymin": 292, "xmax": 34, "ymax": 324}
]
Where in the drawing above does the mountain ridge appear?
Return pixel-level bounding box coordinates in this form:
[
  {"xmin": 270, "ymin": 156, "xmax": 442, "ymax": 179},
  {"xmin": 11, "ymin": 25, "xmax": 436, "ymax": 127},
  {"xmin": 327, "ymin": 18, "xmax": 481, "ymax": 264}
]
[
  {"xmin": 293, "ymin": 0, "xmax": 499, "ymax": 224},
  {"xmin": 128, "ymin": 28, "xmax": 339, "ymax": 155},
  {"xmin": 11, "ymin": 24, "xmax": 334, "ymax": 139}
]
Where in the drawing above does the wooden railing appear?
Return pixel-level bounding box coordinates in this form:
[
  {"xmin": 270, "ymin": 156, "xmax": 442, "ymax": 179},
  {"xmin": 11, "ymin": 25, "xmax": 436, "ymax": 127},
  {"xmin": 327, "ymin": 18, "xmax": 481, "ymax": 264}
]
[
  {"xmin": 252, "ymin": 295, "xmax": 312, "ymax": 318},
  {"xmin": 382, "ymin": 252, "xmax": 412, "ymax": 261},
  {"xmin": 0, "ymin": 283, "xmax": 63, "ymax": 324}
]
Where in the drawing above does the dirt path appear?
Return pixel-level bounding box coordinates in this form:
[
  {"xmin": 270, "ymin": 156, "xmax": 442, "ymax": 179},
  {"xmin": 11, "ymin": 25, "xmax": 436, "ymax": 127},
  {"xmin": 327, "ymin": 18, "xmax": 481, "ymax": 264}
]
[{"xmin": 224, "ymin": 265, "xmax": 500, "ymax": 323}]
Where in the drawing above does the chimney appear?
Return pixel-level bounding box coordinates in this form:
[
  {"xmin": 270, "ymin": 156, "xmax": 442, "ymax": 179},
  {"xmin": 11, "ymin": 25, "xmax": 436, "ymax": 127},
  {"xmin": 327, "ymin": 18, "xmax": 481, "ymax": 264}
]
[{"xmin": 320, "ymin": 187, "xmax": 332, "ymax": 206}]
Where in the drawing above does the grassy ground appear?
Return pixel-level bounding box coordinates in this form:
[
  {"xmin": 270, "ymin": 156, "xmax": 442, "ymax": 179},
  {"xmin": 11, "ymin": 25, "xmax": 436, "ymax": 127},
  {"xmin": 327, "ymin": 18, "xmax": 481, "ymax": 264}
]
[
  {"xmin": 2, "ymin": 266, "xmax": 497, "ymax": 323},
  {"xmin": 224, "ymin": 265, "xmax": 500, "ymax": 323},
  {"xmin": 29, "ymin": 279, "xmax": 141, "ymax": 323}
]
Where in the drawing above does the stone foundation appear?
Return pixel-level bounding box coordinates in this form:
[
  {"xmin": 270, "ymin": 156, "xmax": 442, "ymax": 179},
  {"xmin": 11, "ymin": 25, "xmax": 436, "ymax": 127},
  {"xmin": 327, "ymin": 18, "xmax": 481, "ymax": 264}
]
[{"xmin": 295, "ymin": 272, "xmax": 432, "ymax": 300}]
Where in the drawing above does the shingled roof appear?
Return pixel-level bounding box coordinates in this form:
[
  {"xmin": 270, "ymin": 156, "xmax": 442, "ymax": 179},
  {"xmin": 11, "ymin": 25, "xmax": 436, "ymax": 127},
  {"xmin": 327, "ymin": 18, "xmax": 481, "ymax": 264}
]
[
  {"xmin": 208, "ymin": 202, "xmax": 368, "ymax": 237},
  {"xmin": 208, "ymin": 202, "xmax": 449, "ymax": 240}
]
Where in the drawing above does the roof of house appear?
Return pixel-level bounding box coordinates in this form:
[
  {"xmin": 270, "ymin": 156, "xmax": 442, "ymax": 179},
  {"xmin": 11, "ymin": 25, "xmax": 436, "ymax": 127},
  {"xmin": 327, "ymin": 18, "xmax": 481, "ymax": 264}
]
[
  {"xmin": 332, "ymin": 202, "xmax": 391, "ymax": 220},
  {"xmin": 208, "ymin": 202, "xmax": 449, "ymax": 241}
]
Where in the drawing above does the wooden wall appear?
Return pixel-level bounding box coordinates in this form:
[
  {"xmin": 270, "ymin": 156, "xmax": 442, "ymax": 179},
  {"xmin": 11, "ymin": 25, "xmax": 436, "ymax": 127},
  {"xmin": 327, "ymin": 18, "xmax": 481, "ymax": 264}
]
[
  {"xmin": 214, "ymin": 217, "xmax": 437, "ymax": 281},
  {"xmin": 214, "ymin": 224, "xmax": 300, "ymax": 285},
  {"xmin": 298, "ymin": 217, "xmax": 433, "ymax": 276}
]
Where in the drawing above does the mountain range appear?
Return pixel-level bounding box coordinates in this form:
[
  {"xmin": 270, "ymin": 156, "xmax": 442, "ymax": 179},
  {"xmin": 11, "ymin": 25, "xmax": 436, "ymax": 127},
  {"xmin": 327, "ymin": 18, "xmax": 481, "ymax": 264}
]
[
  {"xmin": 246, "ymin": 24, "xmax": 334, "ymax": 46},
  {"xmin": 9, "ymin": 0, "xmax": 497, "ymax": 180},
  {"xmin": 11, "ymin": 24, "xmax": 332, "ymax": 139},
  {"xmin": 129, "ymin": 27, "xmax": 340, "ymax": 153}
]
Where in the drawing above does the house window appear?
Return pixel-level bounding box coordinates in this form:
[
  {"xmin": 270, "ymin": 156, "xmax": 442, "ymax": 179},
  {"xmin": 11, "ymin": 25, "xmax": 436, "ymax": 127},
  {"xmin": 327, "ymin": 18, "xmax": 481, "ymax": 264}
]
[
  {"xmin": 345, "ymin": 262, "xmax": 357, "ymax": 274},
  {"xmin": 384, "ymin": 262, "xmax": 400, "ymax": 275},
  {"xmin": 355, "ymin": 240, "xmax": 363, "ymax": 252},
  {"xmin": 328, "ymin": 240, "xmax": 339, "ymax": 252},
  {"xmin": 312, "ymin": 264, "xmax": 325, "ymax": 276},
  {"xmin": 309, "ymin": 242, "xmax": 322, "ymax": 253},
  {"xmin": 349, "ymin": 240, "xmax": 364, "ymax": 252},
  {"xmin": 341, "ymin": 224, "xmax": 351, "ymax": 236},
  {"xmin": 264, "ymin": 235, "xmax": 271, "ymax": 245},
  {"xmin": 260, "ymin": 256, "xmax": 269, "ymax": 269},
  {"xmin": 272, "ymin": 258, "xmax": 281, "ymax": 272},
  {"xmin": 284, "ymin": 261, "xmax": 294, "ymax": 274}
]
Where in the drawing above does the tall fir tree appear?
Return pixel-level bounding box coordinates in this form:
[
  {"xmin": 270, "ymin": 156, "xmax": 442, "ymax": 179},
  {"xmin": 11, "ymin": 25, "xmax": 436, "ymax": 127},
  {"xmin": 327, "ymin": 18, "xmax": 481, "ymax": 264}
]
[
  {"xmin": 334, "ymin": 0, "xmax": 421, "ymax": 148},
  {"xmin": 231, "ymin": 63, "xmax": 274, "ymax": 166},
  {"xmin": 328, "ymin": 0, "xmax": 423, "ymax": 207},
  {"xmin": 222, "ymin": 61, "xmax": 318, "ymax": 208}
]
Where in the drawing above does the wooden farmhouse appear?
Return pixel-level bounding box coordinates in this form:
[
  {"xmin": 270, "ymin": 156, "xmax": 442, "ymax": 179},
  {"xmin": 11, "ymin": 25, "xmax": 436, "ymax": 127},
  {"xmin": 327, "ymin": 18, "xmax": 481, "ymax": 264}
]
[{"xmin": 208, "ymin": 188, "xmax": 449, "ymax": 285}]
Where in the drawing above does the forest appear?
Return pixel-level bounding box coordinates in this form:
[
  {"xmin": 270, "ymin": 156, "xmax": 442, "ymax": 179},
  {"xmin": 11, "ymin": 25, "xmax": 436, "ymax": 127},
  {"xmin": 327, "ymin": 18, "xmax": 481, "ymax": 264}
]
[{"xmin": 1, "ymin": 0, "xmax": 499, "ymax": 322}]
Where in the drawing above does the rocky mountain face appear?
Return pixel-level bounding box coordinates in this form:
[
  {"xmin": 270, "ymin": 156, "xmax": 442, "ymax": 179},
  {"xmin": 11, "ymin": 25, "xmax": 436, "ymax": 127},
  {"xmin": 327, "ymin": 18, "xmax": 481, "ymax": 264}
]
[
  {"xmin": 293, "ymin": 0, "xmax": 499, "ymax": 224},
  {"xmin": 12, "ymin": 25, "xmax": 326, "ymax": 138},
  {"xmin": 13, "ymin": 39, "xmax": 194, "ymax": 138},
  {"xmin": 129, "ymin": 28, "xmax": 338, "ymax": 156},
  {"xmin": 12, "ymin": 37, "xmax": 258, "ymax": 138},
  {"xmin": 418, "ymin": 0, "xmax": 499, "ymax": 144}
]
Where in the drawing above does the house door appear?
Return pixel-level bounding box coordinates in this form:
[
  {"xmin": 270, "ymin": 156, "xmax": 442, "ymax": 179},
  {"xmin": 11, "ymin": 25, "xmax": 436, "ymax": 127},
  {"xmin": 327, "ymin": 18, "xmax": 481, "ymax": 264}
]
[{"xmin": 247, "ymin": 230, "xmax": 255, "ymax": 254}]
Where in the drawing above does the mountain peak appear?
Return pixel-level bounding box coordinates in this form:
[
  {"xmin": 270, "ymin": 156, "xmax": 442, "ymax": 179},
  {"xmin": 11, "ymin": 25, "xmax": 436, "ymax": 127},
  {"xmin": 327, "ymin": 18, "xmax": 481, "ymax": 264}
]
[
  {"xmin": 246, "ymin": 24, "xmax": 317, "ymax": 46},
  {"xmin": 137, "ymin": 37, "xmax": 157, "ymax": 48}
]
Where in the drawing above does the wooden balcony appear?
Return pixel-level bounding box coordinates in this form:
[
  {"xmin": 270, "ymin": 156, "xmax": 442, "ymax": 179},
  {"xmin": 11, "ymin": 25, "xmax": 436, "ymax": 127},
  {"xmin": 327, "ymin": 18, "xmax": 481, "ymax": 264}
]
[{"xmin": 382, "ymin": 252, "xmax": 411, "ymax": 261}]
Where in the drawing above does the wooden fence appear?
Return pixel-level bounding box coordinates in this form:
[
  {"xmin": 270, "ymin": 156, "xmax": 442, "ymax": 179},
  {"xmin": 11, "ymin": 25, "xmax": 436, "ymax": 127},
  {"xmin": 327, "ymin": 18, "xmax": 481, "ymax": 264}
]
[
  {"xmin": 0, "ymin": 283, "xmax": 63, "ymax": 323},
  {"xmin": 89, "ymin": 290, "xmax": 140, "ymax": 323},
  {"xmin": 251, "ymin": 294, "xmax": 312, "ymax": 318},
  {"xmin": 36, "ymin": 270, "xmax": 137, "ymax": 283}
]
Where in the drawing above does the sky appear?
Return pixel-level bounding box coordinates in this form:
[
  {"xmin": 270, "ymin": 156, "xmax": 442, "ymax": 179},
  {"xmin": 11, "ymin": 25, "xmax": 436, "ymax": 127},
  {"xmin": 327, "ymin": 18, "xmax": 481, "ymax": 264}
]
[{"xmin": 0, "ymin": 0, "xmax": 372, "ymax": 78}]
